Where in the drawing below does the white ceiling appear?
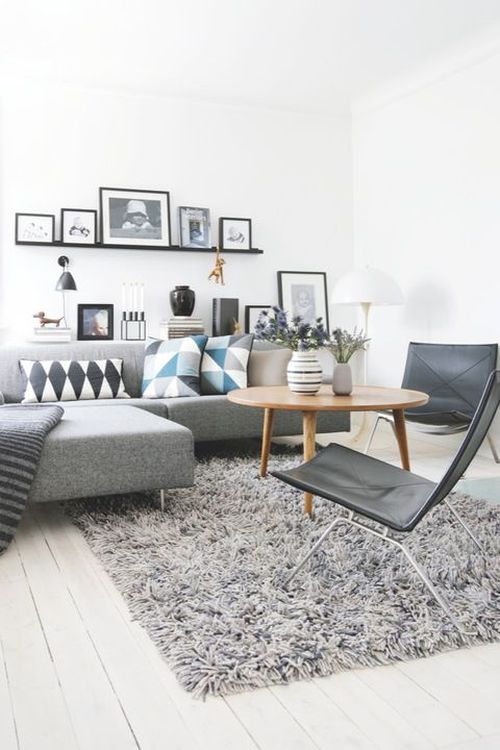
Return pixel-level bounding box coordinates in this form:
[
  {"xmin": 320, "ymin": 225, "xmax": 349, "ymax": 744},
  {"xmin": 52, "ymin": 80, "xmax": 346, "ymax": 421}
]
[{"xmin": 2, "ymin": 0, "xmax": 500, "ymax": 114}]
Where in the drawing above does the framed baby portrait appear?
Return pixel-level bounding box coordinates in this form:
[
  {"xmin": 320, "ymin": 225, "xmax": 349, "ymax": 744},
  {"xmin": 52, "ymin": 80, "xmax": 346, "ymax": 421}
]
[
  {"xmin": 61, "ymin": 208, "xmax": 97, "ymax": 244},
  {"xmin": 99, "ymin": 187, "xmax": 171, "ymax": 247},
  {"xmin": 277, "ymin": 271, "xmax": 330, "ymax": 332},
  {"xmin": 77, "ymin": 304, "xmax": 114, "ymax": 341},
  {"xmin": 219, "ymin": 217, "xmax": 252, "ymax": 251}
]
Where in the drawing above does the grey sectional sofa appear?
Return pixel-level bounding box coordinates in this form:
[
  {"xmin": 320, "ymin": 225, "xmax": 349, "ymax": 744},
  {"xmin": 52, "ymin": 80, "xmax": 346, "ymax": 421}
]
[{"xmin": 0, "ymin": 340, "xmax": 348, "ymax": 503}]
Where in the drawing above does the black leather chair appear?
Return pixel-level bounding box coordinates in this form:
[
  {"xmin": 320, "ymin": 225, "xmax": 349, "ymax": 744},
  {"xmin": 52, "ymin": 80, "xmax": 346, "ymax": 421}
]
[
  {"xmin": 271, "ymin": 370, "xmax": 500, "ymax": 634},
  {"xmin": 365, "ymin": 342, "xmax": 499, "ymax": 462}
]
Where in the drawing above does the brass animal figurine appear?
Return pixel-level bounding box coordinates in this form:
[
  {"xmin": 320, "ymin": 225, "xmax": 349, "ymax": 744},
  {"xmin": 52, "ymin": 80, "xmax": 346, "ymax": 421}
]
[
  {"xmin": 33, "ymin": 311, "xmax": 64, "ymax": 327},
  {"xmin": 208, "ymin": 248, "xmax": 226, "ymax": 285}
]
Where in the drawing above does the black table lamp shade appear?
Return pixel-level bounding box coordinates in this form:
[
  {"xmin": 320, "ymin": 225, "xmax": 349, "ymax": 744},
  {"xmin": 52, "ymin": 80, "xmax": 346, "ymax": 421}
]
[
  {"xmin": 55, "ymin": 255, "xmax": 77, "ymax": 291},
  {"xmin": 56, "ymin": 271, "xmax": 77, "ymax": 291}
]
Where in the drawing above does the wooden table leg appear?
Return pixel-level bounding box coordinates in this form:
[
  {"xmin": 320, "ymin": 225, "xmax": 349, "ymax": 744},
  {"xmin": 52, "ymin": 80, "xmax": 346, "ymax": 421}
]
[
  {"xmin": 303, "ymin": 411, "xmax": 318, "ymax": 515},
  {"xmin": 393, "ymin": 408, "xmax": 410, "ymax": 470},
  {"xmin": 260, "ymin": 408, "xmax": 275, "ymax": 477}
]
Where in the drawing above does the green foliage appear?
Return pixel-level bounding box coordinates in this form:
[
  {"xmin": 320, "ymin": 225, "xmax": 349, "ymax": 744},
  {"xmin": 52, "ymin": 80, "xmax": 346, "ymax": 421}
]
[{"xmin": 327, "ymin": 327, "xmax": 370, "ymax": 363}]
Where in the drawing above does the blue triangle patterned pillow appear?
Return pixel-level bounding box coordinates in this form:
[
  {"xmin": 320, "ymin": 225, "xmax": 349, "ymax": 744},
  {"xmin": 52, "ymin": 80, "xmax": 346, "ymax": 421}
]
[
  {"xmin": 142, "ymin": 335, "xmax": 208, "ymax": 398},
  {"xmin": 200, "ymin": 334, "xmax": 254, "ymax": 395}
]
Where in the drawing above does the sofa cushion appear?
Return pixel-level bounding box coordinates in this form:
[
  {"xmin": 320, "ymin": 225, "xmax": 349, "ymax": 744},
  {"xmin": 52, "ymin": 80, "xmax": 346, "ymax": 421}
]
[
  {"xmin": 20, "ymin": 358, "xmax": 129, "ymax": 403},
  {"xmin": 142, "ymin": 335, "xmax": 208, "ymax": 398},
  {"xmin": 29, "ymin": 405, "xmax": 194, "ymax": 502},
  {"xmin": 60, "ymin": 397, "xmax": 168, "ymax": 417},
  {"xmin": 200, "ymin": 334, "xmax": 254, "ymax": 395}
]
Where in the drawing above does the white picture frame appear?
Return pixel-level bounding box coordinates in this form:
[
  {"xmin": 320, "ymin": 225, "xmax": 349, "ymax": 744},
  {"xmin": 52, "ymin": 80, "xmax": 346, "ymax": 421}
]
[{"xmin": 178, "ymin": 206, "xmax": 211, "ymax": 248}]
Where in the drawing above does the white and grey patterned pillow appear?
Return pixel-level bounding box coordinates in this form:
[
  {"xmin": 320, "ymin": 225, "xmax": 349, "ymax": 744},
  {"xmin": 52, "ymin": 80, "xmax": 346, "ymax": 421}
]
[
  {"xmin": 200, "ymin": 334, "xmax": 254, "ymax": 394},
  {"xmin": 20, "ymin": 358, "xmax": 130, "ymax": 403}
]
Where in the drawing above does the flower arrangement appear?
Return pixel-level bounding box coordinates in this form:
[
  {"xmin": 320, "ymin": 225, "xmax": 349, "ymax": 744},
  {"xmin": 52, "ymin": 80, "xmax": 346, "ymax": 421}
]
[
  {"xmin": 327, "ymin": 327, "xmax": 370, "ymax": 363},
  {"xmin": 254, "ymin": 306, "xmax": 329, "ymax": 351}
]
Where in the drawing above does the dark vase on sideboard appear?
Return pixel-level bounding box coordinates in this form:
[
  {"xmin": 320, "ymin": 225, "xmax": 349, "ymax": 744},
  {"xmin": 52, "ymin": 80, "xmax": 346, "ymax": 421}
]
[{"xmin": 169, "ymin": 285, "xmax": 195, "ymax": 316}]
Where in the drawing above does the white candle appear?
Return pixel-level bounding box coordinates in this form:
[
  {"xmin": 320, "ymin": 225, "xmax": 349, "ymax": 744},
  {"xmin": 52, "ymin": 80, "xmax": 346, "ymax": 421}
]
[
  {"xmin": 121, "ymin": 283, "xmax": 126, "ymax": 313},
  {"xmin": 133, "ymin": 283, "xmax": 138, "ymax": 315},
  {"xmin": 139, "ymin": 284, "xmax": 144, "ymax": 315},
  {"xmin": 129, "ymin": 283, "xmax": 134, "ymax": 316}
]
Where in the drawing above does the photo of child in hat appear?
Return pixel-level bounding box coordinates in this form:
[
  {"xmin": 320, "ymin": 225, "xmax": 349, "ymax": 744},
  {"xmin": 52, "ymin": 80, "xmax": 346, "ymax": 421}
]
[
  {"xmin": 108, "ymin": 197, "xmax": 162, "ymax": 239},
  {"xmin": 100, "ymin": 188, "xmax": 171, "ymax": 246}
]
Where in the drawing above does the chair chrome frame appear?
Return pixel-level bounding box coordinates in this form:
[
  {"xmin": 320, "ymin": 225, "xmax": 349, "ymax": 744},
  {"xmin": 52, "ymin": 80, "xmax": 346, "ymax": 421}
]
[
  {"xmin": 364, "ymin": 411, "xmax": 500, "ymax": 464},
  {"xmin": 284, "ymin": 497, "xmax": 484, "ymax": 636},
  {"xmin": 275, "ymin": 370, "xmax": 500, "ymax": 637}
]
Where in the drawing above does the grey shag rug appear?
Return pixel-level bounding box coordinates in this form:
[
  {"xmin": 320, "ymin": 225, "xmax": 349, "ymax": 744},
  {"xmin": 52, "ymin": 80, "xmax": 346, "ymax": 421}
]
[{"xmin": 65, "ymin": 444, "xmax": 500, "ymax": 698}]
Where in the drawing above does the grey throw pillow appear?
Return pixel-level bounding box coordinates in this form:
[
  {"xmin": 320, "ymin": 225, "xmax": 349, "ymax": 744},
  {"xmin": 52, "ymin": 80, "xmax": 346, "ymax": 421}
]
[{"xmin": 248, "ymin": 348, "xmax": 292, "ymax": 386}]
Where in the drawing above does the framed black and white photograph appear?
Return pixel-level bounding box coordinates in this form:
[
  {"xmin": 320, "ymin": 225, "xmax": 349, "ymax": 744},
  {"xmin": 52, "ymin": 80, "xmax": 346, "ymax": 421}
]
[
  {"xmin": 179, "ymin": 206, "xmax": 211, "ymax": 248},
  {"xmin": 15, "ymin": 213, "xmax": 55, "ymax": 244},
  {"xmin": 99, "ymin": 188, "xmax": 171, "ymax": 247},
  {"xmin": 77, "ymin": 304, "xmax": 114, "ymax": 341},
  {"xmin": 219, "ymin": 217, "xmax": 252, "ymax": 251},
  {"xmin": 277, "ymin": 271, "xmax": 330, "ymax": 332},
  {"xmin": 61, "ymin": 208, "xmax": 97, "ymax": 244},
  {"xmin": 245, "ymin": 305, "xmax": 271, "ymax": 334}
]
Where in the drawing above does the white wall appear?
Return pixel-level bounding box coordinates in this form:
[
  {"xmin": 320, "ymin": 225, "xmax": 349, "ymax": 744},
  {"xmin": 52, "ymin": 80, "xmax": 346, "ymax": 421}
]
[
  {"xmin": 0, "ymin": 75, "xmax": 353, "ymax": 342},
  {"xmin": 352, "ymin": 49, "xmax": 500, "ymax": 388}
]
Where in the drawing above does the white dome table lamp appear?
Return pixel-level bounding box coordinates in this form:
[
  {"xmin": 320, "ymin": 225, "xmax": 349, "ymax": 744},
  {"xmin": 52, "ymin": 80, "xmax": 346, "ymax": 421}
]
[{"xmin": 331, "ymin": 266, "xmax": 404, "ymax": 340}]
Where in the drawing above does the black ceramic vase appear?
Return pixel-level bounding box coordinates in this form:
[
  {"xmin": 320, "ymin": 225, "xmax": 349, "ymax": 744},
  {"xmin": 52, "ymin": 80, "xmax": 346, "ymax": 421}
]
[{"xmin": 169, "ymin": 285, "xmax": 195, "ymax": 316}]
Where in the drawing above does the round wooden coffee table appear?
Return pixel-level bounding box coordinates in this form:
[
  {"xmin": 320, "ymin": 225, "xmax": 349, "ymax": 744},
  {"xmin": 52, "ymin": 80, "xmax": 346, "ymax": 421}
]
[{"xmin": 228, "ymin": 384, "xmax": 429, "ymax": 515}]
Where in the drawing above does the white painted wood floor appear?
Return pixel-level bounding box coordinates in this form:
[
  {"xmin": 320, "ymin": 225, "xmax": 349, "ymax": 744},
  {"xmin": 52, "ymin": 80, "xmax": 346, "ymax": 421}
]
[{"xmin": 2, "ymin": 423, "xmax": 500, "ymax": 750}]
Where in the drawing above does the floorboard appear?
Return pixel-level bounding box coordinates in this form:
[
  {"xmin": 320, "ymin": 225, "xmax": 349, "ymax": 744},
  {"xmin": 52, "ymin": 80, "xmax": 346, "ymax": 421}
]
[{"xmin": 0, "ymin": 429, "xmax": 499, "ymax": 749}]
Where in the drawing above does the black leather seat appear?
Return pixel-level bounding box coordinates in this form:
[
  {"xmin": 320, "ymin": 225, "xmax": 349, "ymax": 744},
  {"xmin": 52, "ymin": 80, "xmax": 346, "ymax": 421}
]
[
  {"xmin": 272, "ymin": 370, "xmax": 500, "ymax": 633},
  {"xmin": 274, "ymin": 443, "xmax": 435, "ymax": 532},
  {"xmin": 366, "ymin": 342, "xmax": 499, "ymax": 461}
]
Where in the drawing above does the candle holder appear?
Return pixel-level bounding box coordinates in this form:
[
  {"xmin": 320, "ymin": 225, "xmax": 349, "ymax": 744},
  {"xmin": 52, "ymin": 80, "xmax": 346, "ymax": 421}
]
[{"xmin": 121, "ymin": 311, "xmax": 147, "ymax": 341}]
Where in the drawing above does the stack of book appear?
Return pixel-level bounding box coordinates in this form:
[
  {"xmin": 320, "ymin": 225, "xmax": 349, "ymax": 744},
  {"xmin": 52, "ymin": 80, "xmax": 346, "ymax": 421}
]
[
  {"xmin": 159, "ymin": 317, "xmax": 205, "ymax": 340},
  {"xmin": 31, "ymin": 326, "xmax": 71, "ymax": 343}
]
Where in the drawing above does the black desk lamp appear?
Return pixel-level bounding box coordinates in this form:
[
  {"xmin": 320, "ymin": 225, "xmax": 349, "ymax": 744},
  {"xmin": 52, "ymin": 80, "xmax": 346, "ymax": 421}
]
[{"xmin": 55, "ymin": 255, "xmax": 77, "ymax": 327}]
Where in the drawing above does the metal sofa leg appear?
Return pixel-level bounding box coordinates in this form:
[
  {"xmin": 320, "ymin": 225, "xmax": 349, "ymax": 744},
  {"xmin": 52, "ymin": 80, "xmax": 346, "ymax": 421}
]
[
  {"xmin": 160, "ymin": 489, "xmax": 166, "ymax": 512},
  {"xmin": 487, "ymin": 432, "xmax": 500, "ymax": 463}
]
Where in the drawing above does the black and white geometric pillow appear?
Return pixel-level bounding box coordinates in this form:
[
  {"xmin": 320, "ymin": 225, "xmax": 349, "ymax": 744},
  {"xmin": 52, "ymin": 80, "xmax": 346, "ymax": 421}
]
[{"xmin": 20, "ymin": 359, "xmax": 130, "ymax": 403}]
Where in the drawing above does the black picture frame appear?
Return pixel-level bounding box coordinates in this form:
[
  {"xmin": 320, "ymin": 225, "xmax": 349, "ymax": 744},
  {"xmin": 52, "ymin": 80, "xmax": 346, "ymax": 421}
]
[
  {"xmin": 277, "ymin": 271, "xmax": 330, "ymax": 332},
  {"xmin": 61, "ymin": 208, "xmax": 97, "ymax": 245},
  {"xmin": 15, "ymin": 213, "xmax": 55, "ymax": 244},
  {"xmin": 99, "ymin": 187, "xmax": 171, "ymax": 247},
  {"xmin": 219, "ymin": 217, "xmax": 252, "ymax": 251},
  {"xmin": 77, "ymin": 304, "xmax": 114, "ymax": 341},
  {"xmin": 244, "ymin": 305, "xmax": 271, "ymax": 334}
]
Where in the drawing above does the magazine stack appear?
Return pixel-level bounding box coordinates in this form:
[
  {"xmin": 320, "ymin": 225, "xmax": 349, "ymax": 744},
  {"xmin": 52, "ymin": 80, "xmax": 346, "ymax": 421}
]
[{"xmin": 159, "ymin": 317, "xmax": 205, "ymax": 340}]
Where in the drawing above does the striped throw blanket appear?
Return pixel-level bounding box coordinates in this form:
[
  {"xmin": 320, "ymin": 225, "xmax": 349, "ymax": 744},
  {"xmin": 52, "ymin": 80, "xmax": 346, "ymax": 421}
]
[{"xmin": 0, "ymin": 404, "xmax": 64, "ymax": 554}]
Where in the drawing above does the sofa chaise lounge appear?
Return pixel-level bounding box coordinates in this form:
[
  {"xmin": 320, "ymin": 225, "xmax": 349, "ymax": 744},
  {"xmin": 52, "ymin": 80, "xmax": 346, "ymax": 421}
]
[{"xmin": 0, "ymin": 340, "xmax": 349, "ymax": 504}]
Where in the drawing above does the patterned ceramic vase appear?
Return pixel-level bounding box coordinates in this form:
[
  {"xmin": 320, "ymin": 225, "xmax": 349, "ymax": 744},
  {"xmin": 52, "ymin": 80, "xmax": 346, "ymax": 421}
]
[
  {"xmin": 332, "ymin": 363, "xmax": 353, "ymax": 396},
  {"xmin": 286, "ymin": 351, "xmax": 322, "ymax": 394}
]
